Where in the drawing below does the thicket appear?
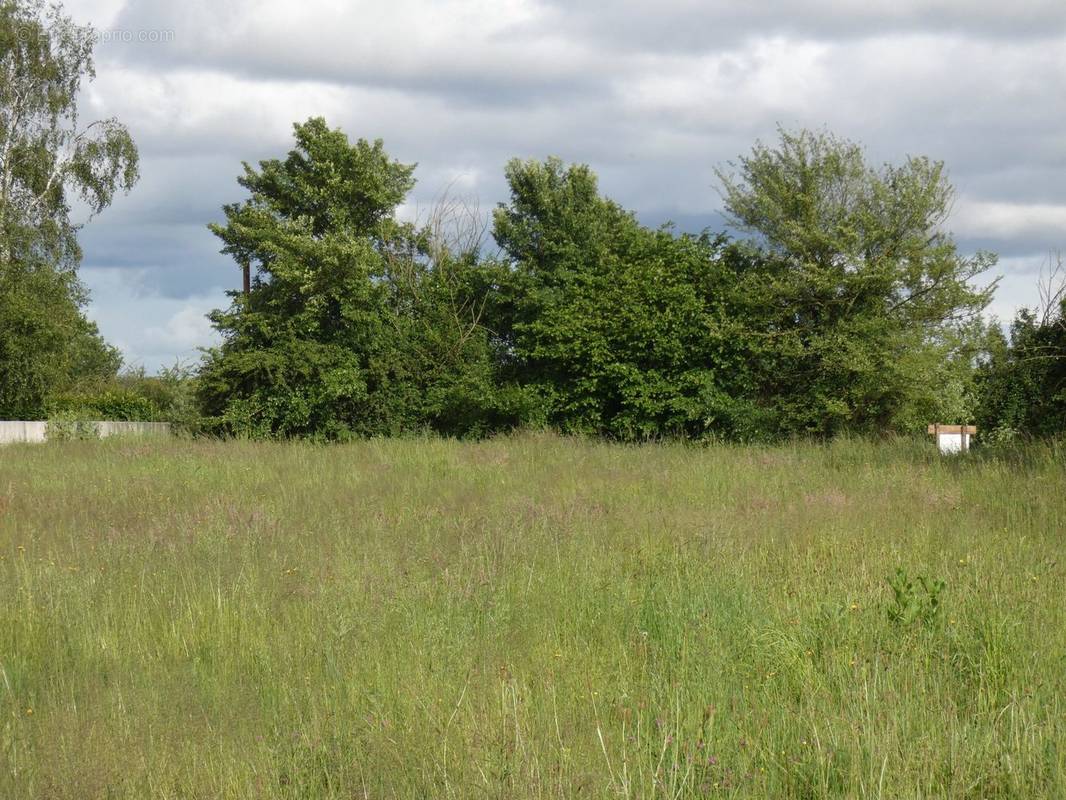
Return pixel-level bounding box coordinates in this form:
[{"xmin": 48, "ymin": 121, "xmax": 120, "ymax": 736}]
[
  {"xmin": 46, "ymin": 362, "xmax": 201, "ymax": 429},
  {"xmin": 975, "ymin": 258, "xmax": 1066, "ymax": 440},
  {"xmin": 200, "ymin": 120, "xmax": 1064, "ymax": 442}
]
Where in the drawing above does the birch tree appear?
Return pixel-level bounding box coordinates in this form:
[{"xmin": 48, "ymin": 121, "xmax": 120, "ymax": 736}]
[
  {"xmin": 0, "ymin": 0, "xmax": 138, "ymax": 269},
  {"xmin": 0, "ymin": 0, "xmax": 136, "ymax": 417}
]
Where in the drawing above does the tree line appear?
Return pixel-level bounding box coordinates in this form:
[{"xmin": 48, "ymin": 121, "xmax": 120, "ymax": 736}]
[
  {"xmin": 194, "ymin": 118, "xmax": 1063, "ymax": 442},
  {"xmin": 1, "ymin": 0, "xmax": 1063, "ymax": 441}
]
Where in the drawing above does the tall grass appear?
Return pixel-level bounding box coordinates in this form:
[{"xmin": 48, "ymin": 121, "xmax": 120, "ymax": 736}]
[{"xmin": 1, "ymin": 434, "xmax": 1063, "ymax": 798}]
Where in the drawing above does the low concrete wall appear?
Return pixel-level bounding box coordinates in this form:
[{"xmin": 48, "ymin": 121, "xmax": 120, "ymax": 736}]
[
  {"xmin": 0, "ymin": 421, "xmax": 171, "ymax": 444},
  {"xmin": 93, "ymin": 421, "xmax": 171, "ymax": 439},
  {"xmin": 0, "ymin": 421, "xmax": 47, "ymax": 444}
]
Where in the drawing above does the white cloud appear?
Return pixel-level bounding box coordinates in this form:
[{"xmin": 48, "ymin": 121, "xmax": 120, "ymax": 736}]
[
  {"xmin": 61, "ymin": 0, "xmax": 125, "ymax": 27},
  {"xmin": 84, "ymin": 67, "xmax": 356, "ymax": 157},
  {"xmin": 618, "ymin": 39, "xmax": 832, "ymax": 133},
  {"xmin": 108, "ymin": 0, "xmax": 605, "ymax": 95},
  {"xmin": 980, "ymin": 254, "xmax": 1061, "ymax": 325},
  {"xmin": 953, "ymin": 199, "xmax": 1066, "ymax": 241},
  {"xmin": 45, "ymin": 0, "xmax": 1066, "ymax": 369},
  {"xmin": 82, "ymin": 268, "xmax": 224, "ymax": 370},
  {"xmin": 535, "ymin": 0, "xmax": 1066, "ymax": 50}
]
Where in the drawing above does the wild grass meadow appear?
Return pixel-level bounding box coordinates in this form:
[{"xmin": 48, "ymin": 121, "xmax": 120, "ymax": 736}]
[{"xmin": 1, "ymin": 435, "xmax": 1064, "ymax": 798}]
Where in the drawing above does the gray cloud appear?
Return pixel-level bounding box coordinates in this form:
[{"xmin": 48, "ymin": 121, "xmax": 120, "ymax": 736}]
[
  {"xmin": 532, "ymin": 0, "xmax": 1066, "ymax": 52},
  {"xmin": 51, "ymin": 0, "xmax": 1066, "ymax": 369}
]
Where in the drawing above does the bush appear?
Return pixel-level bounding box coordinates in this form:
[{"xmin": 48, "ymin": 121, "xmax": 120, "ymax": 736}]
[
  {"xmin": 975, "ymin": 298, "xmax": 1066, "ymax": 439},
  {"xmin": 45, "ymin": 411, "xmax": 100, "ymax": 441},
  {"xmin": 48, "ymin": 389, "xmax": 159, "ymax": 422},
  {"xmin": 118, "ymin": 362, "xmax": 203, "ymax": 434}
]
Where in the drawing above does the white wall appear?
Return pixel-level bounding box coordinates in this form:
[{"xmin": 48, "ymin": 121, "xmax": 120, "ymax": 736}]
[
  {"xmin": 0, "ymin": 421, "xmax": 171, "ymax": 445},
  {"xmin": 0, "ymin": 421, "xmax": 48, "ymax": 444}
]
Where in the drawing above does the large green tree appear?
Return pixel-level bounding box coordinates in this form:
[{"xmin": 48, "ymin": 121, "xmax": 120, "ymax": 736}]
[
  {"xmin": 0, "ymin": 259, "xmax": 119, "ymax": 417},
  {"xmin": 490, "ymin": 158, "xmax": 756, "ymax": 439},
  {"xmin": 0, "ymin": 0, "xmax": 136, "ymax": 417},
  {"xmin": 716, "ymin": 127, "xmax": 993, "ymax": 435},
  {"xmin": 200, "ymin": 118, "xmax": 513, "ymax": 438}
]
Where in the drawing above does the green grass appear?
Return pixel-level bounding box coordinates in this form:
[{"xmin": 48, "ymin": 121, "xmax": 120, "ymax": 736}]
[{"xmin": 1, "ymin": 434, "xmax": 1064, "ymax": 798}]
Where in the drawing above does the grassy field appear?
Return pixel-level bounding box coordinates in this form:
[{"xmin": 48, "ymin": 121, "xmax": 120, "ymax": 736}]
[{"xmin": 1, "ymin": 435, "xmax": 1064, "ymax": 798}]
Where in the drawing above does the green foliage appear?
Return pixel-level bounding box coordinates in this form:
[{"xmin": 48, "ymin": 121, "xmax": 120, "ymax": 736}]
[
  {"xmin": 383, "ymin": 244, "xmax": 538, "ymax": 437},
  {"xmin": 118, "ymin": 362, "xmax": 202, "ymax": 432},
  {"xmin": 717, "ymin": 127, "xmax": 993, "ymax": 435},
  {"xmin": 200, "ymin": 118, "xmax": 516, "ymax": 439},
  {"xmin": 975, "ymin": 268, "xmax": 1066, "ymax": 438},
  {"xmin": 41, "ymin": 362, "xmax": 202, "ymax": 432},
  {"xmin": 486, "ymin": 136, "xmax": 992, "ymax": 441},
  {"xmin": 44, "ymin": 410, "xmax": 99, "ymax": 441},
  {"xmin": 0, "ymin": 259, "xmax": 120, "ymax": 418},
  {"xmin": 490, "ymin": 157, "xmax": 758, "ymax": 439},
  {"xmin": 0, "ymin": 0, "xmax": 139, "ymax": 270},
  {"xmin": 199, "ymin": 118, "xmax": 415, "ymax": 438},
  {"xmin": 198, "ymin": 123, "xmax": 1008, "ymax": 442},
  {"xmin": 0, "ymin": 0, "xmax": 136, "ymax": 417},
  {"xmin": 48, "ymin": 388, "xmax": 158, "ymax": 421},
  {"xmin": 886, "ymin": 567, "xmax": 946, "ymax": 626}
]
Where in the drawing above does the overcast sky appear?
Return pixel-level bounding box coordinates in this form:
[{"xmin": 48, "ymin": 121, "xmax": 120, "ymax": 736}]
[{"xmin": 62, "ymin": 0, "xmax": 1066, "ymax": 371}]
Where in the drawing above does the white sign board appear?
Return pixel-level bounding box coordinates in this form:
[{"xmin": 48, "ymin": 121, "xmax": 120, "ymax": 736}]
[
  {"xmin": 927, "ymin": 425, "xmax": 976, "ymax": 454},
  {"xmin": 937, "ymin": 432, "xmax": 963, "ymax": 454}
]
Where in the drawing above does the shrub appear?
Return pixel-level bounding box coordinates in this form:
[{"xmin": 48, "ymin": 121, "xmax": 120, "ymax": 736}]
[
  {"xmin": 48, "ymin": 389, "xmax": 159, "ymax": 422},
  {"xmin": 886, "ymin": 568, "xmax": 946, "ymax": 626},
  {"xmin": 45, "ymin": 411, "xmax": 100, "ymax": 441}
]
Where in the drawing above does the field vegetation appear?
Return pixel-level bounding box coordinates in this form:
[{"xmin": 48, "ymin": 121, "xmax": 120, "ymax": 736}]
[
  {"xmin": 2, "ymin": 435, "xmax": 1063, "ymax": 798},
  {"xmin": 2, "ymin": 4, "xmax": 1065, "ymax": 797}
]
